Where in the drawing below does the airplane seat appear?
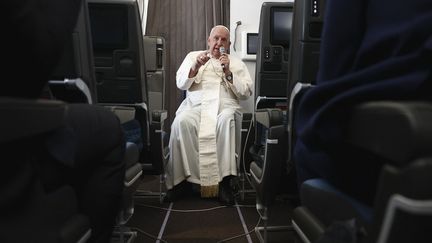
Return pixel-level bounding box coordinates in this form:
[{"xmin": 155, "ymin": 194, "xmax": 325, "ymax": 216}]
[
  {"xmin": 49, "ymin": 68, "xmax": 144, "ymax": 243},
  {"xmin": 249, "ymin": 108, "xmax": 295, "ymax": 243},
  {"xmin": 47, "ymin": 1, "xmax": 145, "ymax": 240},
  {"xmin": 0, "ymin": 98, "xmax": 91, "ymax": 243},
  {"xmin": 143, "ymin": 36, "xmax": 166, "ymax": 115},
  {"xmin": 292, "ymin": 102, "xmax": 432, "ymax": 243},
  {"xmin": 85, "ymin": 0, "xmax": 169, "ymax": 202},
  {"xmin": 286, "ymin": 0, "xmax": 432, "ymax": 242},
  {"xmin": 247, "ymin": 2, "xmax": 299, "ymax": 242},
  {"xmin": 142, "ymin": 35, "xmax": 169, "ymax": 176},
  {"xmin": 250, "ymin": 0, "xmax": 326, "ymax": 202}
]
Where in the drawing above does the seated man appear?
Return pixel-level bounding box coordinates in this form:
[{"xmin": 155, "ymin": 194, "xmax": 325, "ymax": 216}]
[
  {"xmin": 293, "ymin": 0, "xmax": 432, "ymax": 206},
  {"xmin": 1, "ymin": 1, "xmax": 126, "ymax": 242},
  {"xmin": 165, "ymin": 25, "xmax": 253, "ymax": 205}
]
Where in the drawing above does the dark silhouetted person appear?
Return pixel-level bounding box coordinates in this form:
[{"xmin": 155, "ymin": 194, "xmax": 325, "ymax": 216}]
[
  {"xmin": 0, "ymin": 0, "xmax": 126, "ymax": 242},
  {"xmin": 294, "ymin": 0, "xmax": 432, "ymax": 205}
]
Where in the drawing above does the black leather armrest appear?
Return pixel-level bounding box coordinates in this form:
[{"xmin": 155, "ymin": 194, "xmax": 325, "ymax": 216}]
[
  {"xmin": 123, "ymin": 142, "xmax": 139, "ymax": 169},
  {"xmin": 145, "ymin": 109, "xmax": 169, "ymax": 174},
  {"xmin": 48, "ymin": 79, "xmax": 93, "ymax": 104},
  {"xmin": 348, "ymin": 101, "xmax": 432, "ymax": 165},
  {"xmin": 250, "ymin": 124, "xmax": 287, "ymax": 205},
  {"xmin": 151, "ymin": 109, "xmax": 168, "ymax": 123},
  {"xmin": 255, "ymin": 108, "xmax": 284, "ymax": 128},
  {"xmin": 242, "ymin": 111, "xmax": 253, "ymax": 121}
]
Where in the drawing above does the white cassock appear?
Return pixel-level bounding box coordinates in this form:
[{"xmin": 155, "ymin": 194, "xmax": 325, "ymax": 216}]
[{"xmin": 165, "ymin": 50, "xmax": 252, "ymax": 197}]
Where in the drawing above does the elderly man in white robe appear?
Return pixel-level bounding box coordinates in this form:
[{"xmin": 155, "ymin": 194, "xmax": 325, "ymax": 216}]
[{"xmin": 165, "ymin": 25, "xmax": 253, "ymax": 205}]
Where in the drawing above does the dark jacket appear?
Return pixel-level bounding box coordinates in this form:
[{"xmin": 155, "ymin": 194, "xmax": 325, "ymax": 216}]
[{"xmin": 294, "ymin": 0, "xmax": 432, "ymax": 204}]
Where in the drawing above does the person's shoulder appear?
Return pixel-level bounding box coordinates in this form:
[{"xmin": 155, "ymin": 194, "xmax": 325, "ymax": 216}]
[{"xmin": 228, "ymin": 54, "xmax": 245, "ymax": 65}]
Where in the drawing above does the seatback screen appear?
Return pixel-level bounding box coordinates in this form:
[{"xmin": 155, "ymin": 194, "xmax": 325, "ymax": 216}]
[
  {"xmin": 89, "ymin": 4, "xmax": 128, "ymax": 50},
  {"xmin": 271, "ymin": 8, "xmax": 292, "ymax": 46},
  {"xmin": 247, "ymin": 33, "xmax": 259, "ymax": 55}
]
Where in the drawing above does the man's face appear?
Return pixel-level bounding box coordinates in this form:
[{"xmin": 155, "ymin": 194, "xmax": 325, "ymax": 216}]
[{"xmin": 207, "ymin": 27, "xmax": 230, "ymax": 59}]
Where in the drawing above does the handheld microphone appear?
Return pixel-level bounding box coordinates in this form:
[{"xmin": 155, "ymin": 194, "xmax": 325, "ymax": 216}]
[{"xmin": 220, "ymin": 47, "xmax": 225, "ymax": 68}]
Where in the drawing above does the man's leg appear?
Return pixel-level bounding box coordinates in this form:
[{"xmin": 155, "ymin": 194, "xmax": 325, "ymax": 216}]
[
  {"xmin": 216, "ymin": 109, "xmax": 237, "ymax": 205},
  {"xmin": 165, "ymin": 109, "xmax": 201, "ymax": 202}
]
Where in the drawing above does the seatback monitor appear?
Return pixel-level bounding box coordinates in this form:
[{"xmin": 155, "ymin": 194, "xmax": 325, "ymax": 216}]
[
  {"xmin": 247, "ymin": 33, "xmax": 259, "ymax": 55},
  {"xmin": 89, "ymin": 4, "xmax": 128, "ymax": 50},
  {"xmin": 255, "ymin": 2, "xmax": 294, "ymax": 102},
  {"xmin": 271, "ymin": 8, "xmax": 293, "ymax": 47},
  {"xmin": 88, "ymin": 0, "xmax": 148, "ymax": 104}
]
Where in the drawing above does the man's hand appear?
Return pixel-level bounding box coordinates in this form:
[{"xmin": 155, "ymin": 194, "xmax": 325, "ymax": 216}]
[
  {"xmin": 189, "ymin": 51, "xmax": 210, "ymax": 78},
  {"xmin": 219, "ymin": 53, "xmax": 230, "ymax": 74}
]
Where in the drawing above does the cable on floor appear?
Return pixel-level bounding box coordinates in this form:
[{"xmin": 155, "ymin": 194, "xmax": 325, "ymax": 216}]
[
  {"xmin": 135, "ymin": 203, "xmax": 255, "ymax": 213},
  {"xmin": 130, "ymin": 226, "xmax": 168, "ymax": 243},
  {"xmin": 216, "ymin": 218, "xmax": 261, "ymax": 243}
]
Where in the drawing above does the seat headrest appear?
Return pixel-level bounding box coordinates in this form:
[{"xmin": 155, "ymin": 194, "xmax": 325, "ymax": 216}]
[
  {"xmin": 348, "ymin": 101, "xmax": 432, "ymax": 164},
  {"xmin": 0, "ymin": 98, "xmax": 66, "ymax": 143}
]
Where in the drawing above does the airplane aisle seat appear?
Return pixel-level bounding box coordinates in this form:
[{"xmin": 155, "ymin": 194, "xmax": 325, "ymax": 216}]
[
  {"xmin": 86, "ymin": 0, "xmax": 169, "ymax": 203},
  {"xmin": 283, "ymin": 0, "xmax": 432, "ymax": 242},
  {"xmin": 250, "ymin": 0, "xmax": 325, "ymax": 242},
  {"xmin": 248, "ymin": 2, "xmax": 298, "ymax": 242},
  {"xmin": 291, "ymin": 101, "xmax": 432, "ymax": 243},
  {"xmin": 130, "ymin": 36, "xmax": 170, "ymax": 203},
  {"xmin": 47, "ymin": 1, "xmax": 145, "ymax": 241},
  {"xmin": 249, "ymin": 108, "xmax": 293, "ymax": 243},
  {"xmin": 50, "ymin": 46, "xmax": 144, "ymax": 243},
  {"xmin": 49, "ymin": 58, "xmax": 144, "ymax": 243},
  {"xmin": 0, "ymin": 98, "xmax": 91, "ymax": 243},
  {"xmin": 143, "ymin": 36, "xmax": 166, "ymax": 115},
  {"xmin": 47, "ymin": 81, "xmax": 144, "ymax": 242}
]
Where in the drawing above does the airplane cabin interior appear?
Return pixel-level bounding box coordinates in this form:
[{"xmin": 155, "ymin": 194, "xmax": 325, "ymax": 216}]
[{"xmin": 1, "ymin": 0, "xmax": 432, "ymax": 242}]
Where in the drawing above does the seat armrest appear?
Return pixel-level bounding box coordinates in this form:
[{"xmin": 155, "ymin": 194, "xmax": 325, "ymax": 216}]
[
  {"xmin": 151, "ymin": 109, "xmax": 168, "ymax": 123},
  {"xmin": 241, "ymin": 110, "xmax": 253, "ymax": 121},
  {"xmin": 288, "ymin": 82, "xmax": 314, "ymax": 133},
  {"xmin": 348, "ymin": 101, "xmax": 432, "ymax": 165},
  {"xmin": 145, "ymin": 109, "xmax": 169, "ymax": 174},
  {"xmin": 123, "ymin": 142, "xmax": 140, "ymax": 169},
  {"xmin": 287, "ymin": 82, "xmax": 315, "ymax": 163},
  {"xmin": 250, "ymin": 124, "xmax": 287, "ymax": 205},
  {"xmin": 104, "ymin": 106, "xmax": 136, "ymax": 124},
  {"xmin": 49, "ymin": 78, "xmax": 93, "ymax": 104},
  {"xmin": 255, "ymin": 108, "xmax": 284, "ymax": 128}
]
